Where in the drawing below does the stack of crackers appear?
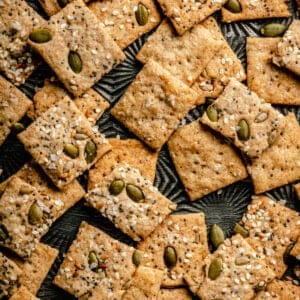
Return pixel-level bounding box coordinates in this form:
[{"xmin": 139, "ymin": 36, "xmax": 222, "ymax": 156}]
[{"xmin": 0, "ymin": 0, "xmax": 299, "ymax": 299}]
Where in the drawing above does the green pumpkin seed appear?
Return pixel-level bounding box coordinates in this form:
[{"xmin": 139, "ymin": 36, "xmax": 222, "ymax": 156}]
[
  {"xmin": 12, "ymin": 122, "xmax": 25, "ymax": 133},
  {"xmin": 132, "ymin": 250, "xmax": 142, "ymax": 266},
  {"xmin": 0, "ymin": 225, "xmax": 8, "ymax": 241},
  {"xmin": 126, "ymin": 184, "xmax": 144, "ymax": 202},
  {"xmin": 135, "ymin": 3, "xmax": 149, "ymax": 26},
  {"xmin": 225, "ymin": 0, "xmax": 242, "ymax": 13},
  {"xmin": 84, "ymin": 140, "xmax": 97, "ymax": 163},
  {"xmin": 235, "ymin": 256, "xmax": 250, "ymax": 266},
  {"xmin": 58, "ymin": 0, "xmax": 69, "ymax": 8},
  {"xmin": 88, "ymin": 251, "xmax": 99, "ymax": 271},
  {"xmin": 260, "ymin": 23, "xmax": 287, "ymax": 37},
  {"xmin": 255, "ymin": 112, "xmax": 268, "ymax": 123},
  {"xmin": 28, "ymin": 202, "xmax": 44, "ymax": 225},
  {"xmin": 206, "ymin": 105, "xmax": 219, "ymax": 122},
  {"xmin": 64, "ymin": 143, "xmax": 79, "ymax": 159},
  {"xmin": 68, "ymin": 51, "xmax": 82, "ymax": 74},
  {"xmin": 234, "ymin": 223, "xmax": 249, "ymax": 238},
  {"xmin": 237, "ymin": 119, "xmax": 250, "ymax": 141},
  {"xmin": 29, "ymin": 28, "xmax": 52, "ymax": 43},
  {"xmin": 208, "ymin": 258, "xmax": 223, "ymax": 280},
  {"xmin": 109, "ymin": 179, "xmax": 125, "ymax": 196},
  {"xmin": 210, "ymin": 224, "xmax": 225, "ymax": 249},
  {"xmin": 164, "ymin": 246, "xmax": 177, "ymax": 268}
]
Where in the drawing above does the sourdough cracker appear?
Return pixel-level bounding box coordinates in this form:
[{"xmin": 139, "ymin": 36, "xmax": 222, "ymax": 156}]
[
  {"xmin": 9, "ymin": 286, "xmax": 39, "ymax": 300},
  {"xmin": 295, "ymin": 183, "xmax": 300, "ymax": 200},
  {"xmin": 157, "ymin": 288, "xmax": 192, "ymax": 300}
]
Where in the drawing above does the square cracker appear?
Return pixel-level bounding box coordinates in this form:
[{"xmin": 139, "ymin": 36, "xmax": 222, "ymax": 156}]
[
  {"xmin": 0, "ymin": 253, "xmax": 21, "ymax": 299},
  {"xmin": 247, "ymin": 37, "xmax": 300, "ymax": 105},
  {"xmin": 32, "ymin": 79, "xmax": 109, "ymax": 125},
  {"xmin": 0, "ymin": 0, "xmax": 45, "ymax": 85},
  {"xmin": 168, "ymin": 120, "xmax": 247, "ymax": 201},
  {"xmin": 138, "ymin": 213, "xmax": 209, "ymax": 288},
  {"xmin": 9, "ymin": 286, "xmax": 39, "ymax": 300},
  {"xmin": 53, "ymin": 221, "xmax": 136, "ymax": 299},
  {"xmin": 18, "ymin": 98, "xmax": 111, "ymax": 189},
  {"xmin": 295, "ymin": 183, "xmax": 300, "ymax": 200},
  {"xmin": 290, "ymin": 238, "xmax": 300, "ymax": 259},
  {"xmin": 201, "ymin": 78, "xmax": 284, "ymax": 158},
  {"xmin": 273, "ymin": 20, "xmax": 300, "ymax": 77},
  {"xmin": 122, "ymin": 266, "xmax": 164, "ymax": 300},
  {"xmin": 88, "ymin": 138, "xmax": 158, "ymax": 190},
  {"xmin": 221, "ymin": 0, "xmax": 291, "ymax": 23},
  {"xmin": 157, "ymin": 288, "xmax": 192, "ymax": 300},
  {"xmin": 111, "ymin": 60, "xmax": 199, "ymax": 150},
  {"xmin": 89, "ymin": 0, "xmax": 161, "ymax": 50},
  {"xmin": 156, "ymin": 0, "xmax": 227, "ymax": 35},
  {"xmin": 197, "ymin": 234, "xmax": 275, "ymax": 300},
  {"xmin": 136, "ymin": 19, "xmax": 222, "ymax": 87},
  {"xmin": 240, "ymin": 195, "xmax": 300, "ymax": 278},
  {"xmin": 247, "ymin": 113, "xmax": 300, "ymax": 194},
  {"xmin": 0, "ymin": 75, "xmax": 32, "ymax": 146},
  {"xmin": 86, "ymin": 164, "xmax": 176, "ymax": 241},
  {"xmin": 29, "ymin": 0, "xmax": 125, "ymax": 97}
]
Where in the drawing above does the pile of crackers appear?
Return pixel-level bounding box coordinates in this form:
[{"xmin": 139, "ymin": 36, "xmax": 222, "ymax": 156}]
[{"xmin": 0, "ymin": 0, "xmax": 300, "ymax": 299}]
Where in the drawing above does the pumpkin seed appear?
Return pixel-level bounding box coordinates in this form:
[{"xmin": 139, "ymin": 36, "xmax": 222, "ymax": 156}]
[
  {"xmin": 164, "ymin": 246, "xmax": 177, "ymax": 268},
  {"xmin": 234, "ymin": 223, "xmax": 249, "ymax": 238},
  {"xmin": 28, "ymin": 202, "xmax": 44, "ymax": 225},
  {"xmin": 206, "ymin": 105, "xmax": 219, "ymax": 122},
  {"xmin": 135, "ymin": 3, "xmax": 149, "ymax": 26},
  {"xmin": 84, "ymin": 140, "xmax": 97, "ymax": 163},
  {"xmin": 12, "ymin": 122, "xmax": 25, "ymax": 133},
  {"xmin": 58, "ymin": 0, "xmax": 69, "ymax": 8},
  {"xmin": 210, "ymin": 224, "xmax": 225, "ymax": 249},
  {"xmin": 235, "ymin": 256, "xmax": 250, "ymax": 266},
  {"xmin": 68, "ymin": 51, "xmax": 82, "ymax": 74},
  {"xmin": 29, "ymin": 28, "xmax": 52, "ymax": 43},
  {"xmin": 237, "ymin": 119, "xmax": 250, "ymax": 141},
  {"xmin": 64, "ymin": 143, "xmax": 79, "ymax": 159},
  {"xmin": 88, "ymin": 251, "xmax": 99, "ymax": 271},
  {"xmin": 255, "ymin": 112, "xmax": 268, "ymax": 123},
  {"xmin": 132, "ymin": 250, "xmax": 142, "ymax": 266},
  {"xmin": 208, "ymin": 258, "xmax": 223, "ymax": 280},
  {"xmin": 109, "ymin": 179, "xmax": 125, "ymax": 196},
  {"xmin": 126, "ymin": 184, "xmax": 144, "ymax": 202},
  {"xmin": 0, "ymin": 225, "xmax": 8, "ymax": 241},
  {"xmin": 224, "ymin": 0, "xmax": 242, "ymax": 13},
  {"xmin": 260, "ymin": 23, "xmax": 287, "ymax": 37}
]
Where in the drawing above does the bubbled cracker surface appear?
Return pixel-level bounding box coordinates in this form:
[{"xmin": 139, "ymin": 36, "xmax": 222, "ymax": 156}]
[
  {"xmin": 89, "ymin": 0, "xmax": 161, "ymax": 49},
  {"xmin": 221, "ymin": 0, "xmax": 291, "ymax": 23},
  {"xmin": 138, "ymin": 213, "xmax": 209, "ymax": 287},
  {"xmin": 86, "ymin": 164, "xmax": 176, "ymax": 241},
  {"xmin": 18, "ymin": 98, "xmax": 111, "ymax": 189},
  {"xmin": 157, "ymin": 288, "xmax": 192, "ymax": 300},
  {"xmin": 9, "ymin": 286, "xmax": 39, "ymax": 300},
  {"xmin": 168, "ymin": 120, "xmax": 247, "ymax": 201},
  {"xmin": 201, "ymin": 78, "xmax": 284, "ymax": 158},
  {"xmin": 241, "ymin": 196, "xmax": 300, "ymax": 278},
  {"xmin": 197, "ymin": 234, "xmax": 275, "ymax": 300},
  {"xmin": 53, "ymin": 222, "xmax": 136, "ymax": 298},
  {"xmin": 247, "ymin": 113, "xmax": 300, "ymax": 194},
  {"xmin": 88, "ymin": 139, "xmax": 158, "ymax": 190},
  {"xmin": 247, "ymin": 37, "xmax": 300, "ymax": 105},
  {"xmin": 136, "ymin": 19, "xmax": 222, "ymax": 86},
  {"xmin": 111, "ymin": 60, "xmax": 198, "ymax": 150}
]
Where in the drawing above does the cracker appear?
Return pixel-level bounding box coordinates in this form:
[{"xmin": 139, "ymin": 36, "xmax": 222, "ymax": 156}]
[
  {"xmin": 221, "ymin": 0, "xmax": 291, "ymax": 23},
  {"xmin": 29, "ymin": 0, "xmax": 125, "ymax": 96},
  {"xmin": 111, "ymin": 60, "xmax": 199, "ymax": 150},
  {"xmin": 88, "ymin": 138, "xmax": 158, "ymax": 190},
  {"xmin": 247, "ymin": 113, "xmax": 300, "ymax": 194},
  {"xmin": 86, "ymin": 164, "xmax": 176, "ymax": 241},
  {"xmin": 136, "ymin": 19, "xmax": 222, "ymax": 87},
  {"xmin": 32, "ymin": 79, "xmax": 109, "ymax": 125},
  {"xmin": 197, "ymin": 234, "xmax": 275, "ymax": 300},
  {"xmin": 18, "ymin": 98, "xmax": 111, "ymax": 189},
  {"xmin": 9, "ymin": 286, "xmax": 39, "ymax": 300},
  {"xmin": 240, "ymin": 195, "xmax": 300, "ymax": 278},
  {"xmin": 168, "ymin": 120, "xmax": 247, "ymax": 201},
  {"xmin": 201, "ymin": 78, "xmax": 284, "ymax": 158},
  {"xmin": 290, "ymin": 238, "xmax": 300, "ymax": 260},
  {"xmin": 247, "ymin": 37, "xmax": 300, "ymax": 105},
  {"xmin": 0, "ymin": 253, "xmax": 21, "ymax": 299},
  {"xmin": 156, "ymin": 0, "xmax": 227, "ymax": 35},
  {"xmin": 0, "ymin": 0, "xmax": 45, "ymax": 85},
  {"xmin": 157, "ymin": 288, "xmax": 192, "ymax": 300},
  {"xmin": 295, "ymin": 183, "xmax": 300, "ymax": 200},
  {"xmin": 0, "ymin": 75, "xmax": 32, "ymax": 146},
  {"xmin": 122, "ymin": 266, "xmax": 164, "ymax": 300},
  {"xmin": 53, "ymin": 221, "xmax": 136, "ymax": 299},
  {"xmin": 273, "ymin": 20, "xmax": 300, "ymax": 76},
  {"xmin": 89, "ymin": 0, "xmax": 161, "ymax": 49},
  {"xmin": 138, "ymin": 213, "xmax": 209, "ymax": 288}
]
